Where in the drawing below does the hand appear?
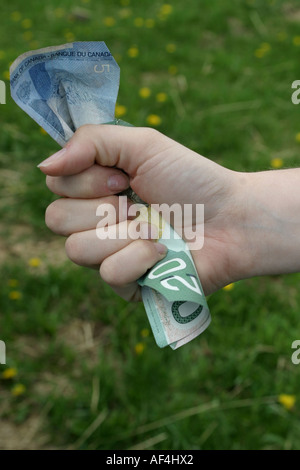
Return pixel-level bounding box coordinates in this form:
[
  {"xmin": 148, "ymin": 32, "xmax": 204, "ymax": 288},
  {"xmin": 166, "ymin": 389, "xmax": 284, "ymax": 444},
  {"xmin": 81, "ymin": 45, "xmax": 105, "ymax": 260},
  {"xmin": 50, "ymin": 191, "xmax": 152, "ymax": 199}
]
[{"xmin": 38, "ymin": 125, "xmax": 254, "ymax": 301}]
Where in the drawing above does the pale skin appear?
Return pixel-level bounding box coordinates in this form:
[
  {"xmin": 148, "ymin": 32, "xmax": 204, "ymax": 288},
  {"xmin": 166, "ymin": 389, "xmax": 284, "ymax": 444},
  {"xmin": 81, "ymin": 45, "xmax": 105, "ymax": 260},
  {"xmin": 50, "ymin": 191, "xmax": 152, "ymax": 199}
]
[{"xmin": 38, "ymin": 125, "xmax": 300, "ymax": 301}]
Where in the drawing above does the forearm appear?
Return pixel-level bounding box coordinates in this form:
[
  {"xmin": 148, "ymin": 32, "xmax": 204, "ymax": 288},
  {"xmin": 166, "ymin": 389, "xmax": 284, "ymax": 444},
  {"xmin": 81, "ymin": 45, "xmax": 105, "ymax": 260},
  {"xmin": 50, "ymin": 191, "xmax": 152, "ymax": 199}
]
[{"xmin": 236, "ymin": 168, "xmax": 300, "ymax": 278}]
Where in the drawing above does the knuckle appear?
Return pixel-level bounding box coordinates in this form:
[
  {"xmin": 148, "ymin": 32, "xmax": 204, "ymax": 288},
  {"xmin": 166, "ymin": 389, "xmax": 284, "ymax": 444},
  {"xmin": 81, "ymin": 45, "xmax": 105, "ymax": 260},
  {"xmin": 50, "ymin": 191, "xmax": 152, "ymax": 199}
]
[
  {"xmin": 99, "ymin": 258, "xmax": 120, "ymax": 286},
  {"xmin": 65, "ymin": 234, "xmax": 82, "ymax": 265},
  {"xmin": 45, "ymin": 200, "xmax": 66, "ymax": 234},
  {"xmin": 136, "ymin": 239, "xmax": 157, "ymax": 262},
  {"xmin": 140, "ymin": 127, "xmax": 160, "ymax": 142},
  {"xmin": 46, "ymin": 175, "xmax": 56, "ymax": 193},
  {"xmin": 46, "ymin": 175, "xmax": 65, "ymax": 196},
  {"xmin": 75, "ymin": 124, "xmax": 96, "ymax": 138},
  {"xmin": 75, "ymin": 124, "xmax": 90, "ymax": 135}
]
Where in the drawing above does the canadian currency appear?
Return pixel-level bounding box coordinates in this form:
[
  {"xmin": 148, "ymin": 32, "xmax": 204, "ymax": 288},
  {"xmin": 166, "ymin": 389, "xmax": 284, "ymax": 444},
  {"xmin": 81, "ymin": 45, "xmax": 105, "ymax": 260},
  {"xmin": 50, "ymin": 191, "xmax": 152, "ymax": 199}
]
[
  {"xmin": 138, "ymin": 222, "xmax": 211, "ymax": 349},
  {"xmin": 10, "ymin": 42, "xmax": 211, "ymax": 349},
  {"xmin": 10, "ymin": 42, "xmax": 120, "ymax": 146}
]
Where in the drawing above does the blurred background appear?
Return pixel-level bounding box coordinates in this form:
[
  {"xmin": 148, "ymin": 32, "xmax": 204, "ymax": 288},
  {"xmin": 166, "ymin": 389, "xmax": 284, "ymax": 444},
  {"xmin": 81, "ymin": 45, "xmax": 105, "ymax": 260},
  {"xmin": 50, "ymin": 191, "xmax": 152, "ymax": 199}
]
[{"xmin": 0, "ymin": 0, "xmax": 300, "ymax": 450}]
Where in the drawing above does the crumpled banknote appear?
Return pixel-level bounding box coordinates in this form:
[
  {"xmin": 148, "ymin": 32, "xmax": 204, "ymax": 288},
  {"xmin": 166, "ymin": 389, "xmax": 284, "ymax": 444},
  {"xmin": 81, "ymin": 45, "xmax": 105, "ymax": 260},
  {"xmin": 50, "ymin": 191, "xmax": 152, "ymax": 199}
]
[{"xmin": 10, "ymin": 42, "xmax": 211, "ymax": 349}]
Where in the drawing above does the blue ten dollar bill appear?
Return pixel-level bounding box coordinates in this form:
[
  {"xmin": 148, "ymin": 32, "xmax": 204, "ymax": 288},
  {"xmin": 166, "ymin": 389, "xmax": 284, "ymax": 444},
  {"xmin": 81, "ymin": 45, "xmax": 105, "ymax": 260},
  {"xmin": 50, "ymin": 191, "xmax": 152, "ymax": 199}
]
[{"xmin": 10, "ymin": 42, "xmax": 211, "ymax": 349}]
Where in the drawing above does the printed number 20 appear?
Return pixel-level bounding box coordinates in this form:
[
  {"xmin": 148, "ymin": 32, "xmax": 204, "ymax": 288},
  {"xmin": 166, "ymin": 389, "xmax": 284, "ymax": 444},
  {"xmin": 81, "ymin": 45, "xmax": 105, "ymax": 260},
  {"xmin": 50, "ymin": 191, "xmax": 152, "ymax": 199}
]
[{"xmin": 148, "ymin": 257, "xmax": 202, "ymax": 295}]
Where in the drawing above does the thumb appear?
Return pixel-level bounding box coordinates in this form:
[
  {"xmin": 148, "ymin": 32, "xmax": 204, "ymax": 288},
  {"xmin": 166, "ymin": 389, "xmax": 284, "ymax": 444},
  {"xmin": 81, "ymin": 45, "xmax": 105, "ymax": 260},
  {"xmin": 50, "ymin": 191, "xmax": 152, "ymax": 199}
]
[{"xmin": 37, "ymin": 124, "xmax": 166, "ymax": 177}]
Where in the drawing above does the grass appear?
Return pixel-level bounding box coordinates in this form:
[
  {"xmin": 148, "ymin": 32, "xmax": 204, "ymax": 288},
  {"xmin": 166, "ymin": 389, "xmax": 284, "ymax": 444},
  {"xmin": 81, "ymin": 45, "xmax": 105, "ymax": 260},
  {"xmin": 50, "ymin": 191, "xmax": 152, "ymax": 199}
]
[{"xmin": 0, "ymin": 0, "xmax": 300, "ymax": 450}]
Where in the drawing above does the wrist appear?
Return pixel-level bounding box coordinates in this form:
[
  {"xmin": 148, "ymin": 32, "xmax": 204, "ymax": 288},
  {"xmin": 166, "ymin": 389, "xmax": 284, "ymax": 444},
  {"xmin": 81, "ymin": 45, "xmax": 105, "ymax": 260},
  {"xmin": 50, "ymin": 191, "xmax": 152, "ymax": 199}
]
[{"xmin": 232, "ymin": 169, "xmax": 300, "ymax": 279}]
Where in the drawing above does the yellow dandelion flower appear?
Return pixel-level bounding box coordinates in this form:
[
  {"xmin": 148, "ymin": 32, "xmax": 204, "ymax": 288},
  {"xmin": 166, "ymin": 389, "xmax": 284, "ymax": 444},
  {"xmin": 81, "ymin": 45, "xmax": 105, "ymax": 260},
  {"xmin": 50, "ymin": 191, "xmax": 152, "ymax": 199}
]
[
  {"xmin": 168, "ymin": 65, "xmax": 178, "ymax": 75},
  {"xmin": 147, "ymin": 114, "xmax": 162, "ymax": 126},
  {"xmin": 3, "ymin": 71, "xmax": 10, "ymax": 80},
  {"xmin": 278, "ymin": 394, "xmax": 296, "ymax": 410},
  {"xmin": 139, "ymin": 87, "xmax": 151, "ymax": 98},
  {"xmin": 223, "ymin": 283, "xmax": 234, "ymax": 291},
  {"xmin": 141, "ymin": 328, "xmax": 150, "ymax": 338},
  {"xmin": 160, "ymin": 4, "xmax": 173, "ymax": 15},
  {"xmin": 11, "ymin": 11, "xmax": 21, "ymax": 22},
  {"xmin": 21, "ymin": 18, "xmax": 32, "ymax": 29},
  {"xmin": 166, "ymin": 43, "xmax": 176, "ymax": 53},
  {"xmin": 29, "ymin": 41, "xmax": 39, "ymax": 49},
  {"xmin": 134, "ymin": 17, "xmax": 144, "ymax": 27},
  {"xmin": 293, "ymin": 36, "xmax": 300, "ymax": 47},
  {"xmin": 254, "ymin": 48, "xmax": 265, "ymax": 58},
  {"xmin": 115, "ymin": 105, "xmax": 127, "ymax": 118},
  {"xmin": 295, "ymin": 132, "xmax": 300, "ymax": 143},
  {"xmin": 260, "ymin": 42, "xmax": 271, "ymax": 52},
  {"xmin": 276, "ymin": 31, "xmax": 287, "ymax": 42},
  {"xmin": 23, "ymin": 31, "xmax": 33, "ymax": 41},
  {"xmin": 0, "ymin": 51, "xmax": 6, "ymax": 60},
  {"xmin": 8, "ymin": 279, "xmax": 18, "ymax": 287},
  {"xmin": 40, "ymin": 127, "xmax": 48, "ymax": 135},
  {"xmin": 54, "ymin": 8, "xmax": 65, "ymax": 18},
  {"xmin": 271, "ymin": 157, "xmax": 283, "ymax": 169},
  {"xmin": 103, "ymin": 17, "xmax": 116, "ymax": 27},
  {"xmin": 156, "ymin": 92, "xmax": 167, "ymax": 103},
  {"xmin": 127, "ymin": 46, "xmax": 139, "ymax": 58},
  {"xmin": 11, "ymin": 383, "xmax": 26, "ymax": 397},
  {"xmin": 118, "ymin": 8, "xmax": 132, "ymax": 19},
  {"xmin": 120, "ymin": 0, "xmax": 130, "ymax": 5},
  {"xmin": 135, "ymin": 342, "xmax": 145, "ymax": 355},
  {"xmin": 28, "ymin": 257, "xmax": 41, "ymax": 267},
  {"xmin": 145, "ymin": 19, "xmax": 155, "ymax": 28},
  {"xmin": 255, "ymin": 42, "xmax": 271, "ymax": 59},
  {"xmin": 9, "ymin": 291, "xmax": 22, "ymax": 300},
  {"xmin": 64, "ymin": 31, "xmax": 75, "ymax": 42},
  {"xmin": 2, "ymin": 368, "xmax": 17, "ymax": 379}
]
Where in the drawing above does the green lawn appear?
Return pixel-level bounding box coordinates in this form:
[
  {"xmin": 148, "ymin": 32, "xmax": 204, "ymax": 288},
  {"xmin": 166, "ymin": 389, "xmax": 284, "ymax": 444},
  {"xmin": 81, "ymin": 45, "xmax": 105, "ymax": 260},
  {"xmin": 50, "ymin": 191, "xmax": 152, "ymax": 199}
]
[{"xmin": 1, "ymin": 0, "xmax": 300, "ymax": 450}]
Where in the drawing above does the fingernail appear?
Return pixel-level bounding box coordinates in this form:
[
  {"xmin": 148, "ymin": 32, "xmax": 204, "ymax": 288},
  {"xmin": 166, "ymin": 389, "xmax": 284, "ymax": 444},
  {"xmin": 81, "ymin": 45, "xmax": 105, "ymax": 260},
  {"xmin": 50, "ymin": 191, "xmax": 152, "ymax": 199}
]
[
  {"xmin": 140, "ymin": 223, "xmax": 159, "ymax": 240},
  {"xmin": 154, "ymin": 242, "xmax": 168, "ymax": 256},
  {"xmin": 107, "ymin": 174, "xmax": 129, "ymax": 191},
  {"xmin": 37, "ymin": 147, "xmax": 68, "ymax": 168}
]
